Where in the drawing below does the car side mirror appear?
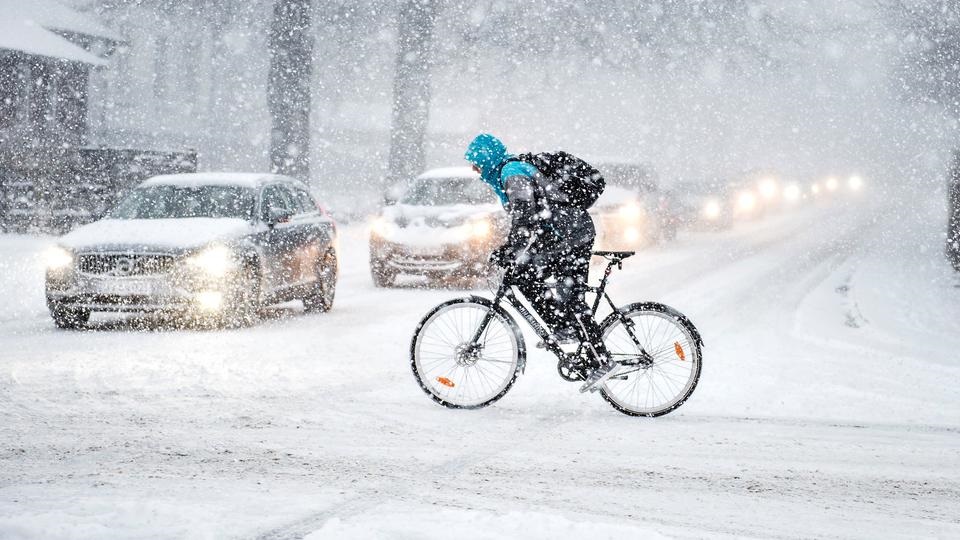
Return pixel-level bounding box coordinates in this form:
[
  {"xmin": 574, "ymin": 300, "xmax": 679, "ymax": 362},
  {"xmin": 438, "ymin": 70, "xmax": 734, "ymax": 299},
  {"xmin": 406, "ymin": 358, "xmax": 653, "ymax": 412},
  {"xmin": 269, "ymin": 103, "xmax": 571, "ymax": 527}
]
[{"xmin": 266, "ymin": 207, "xmax": 294, "ymax": 227}]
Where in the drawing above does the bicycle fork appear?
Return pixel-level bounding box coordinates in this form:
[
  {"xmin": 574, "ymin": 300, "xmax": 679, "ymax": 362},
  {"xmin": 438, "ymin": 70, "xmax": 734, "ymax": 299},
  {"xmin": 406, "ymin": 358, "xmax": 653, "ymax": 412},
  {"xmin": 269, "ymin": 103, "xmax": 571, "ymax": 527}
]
[
  {"xmin": 591, "ymin": 290, "xmax": 655, "ymax": 368},
  {"xmin": 615, "ymin": 312, "xmax": 655, "ymax": 367},
  {"xmin": 467, "ymin": 285, "xmax": 509, "ymax": 349}
]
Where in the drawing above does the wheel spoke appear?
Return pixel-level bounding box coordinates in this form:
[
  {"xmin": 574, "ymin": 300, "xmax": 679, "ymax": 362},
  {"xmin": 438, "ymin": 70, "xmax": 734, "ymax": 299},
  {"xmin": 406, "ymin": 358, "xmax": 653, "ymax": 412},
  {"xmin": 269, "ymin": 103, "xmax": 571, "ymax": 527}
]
[
  {"xmin": 600, "ymin": 308, "xmax": 700, "ymax": 416},
  {"xmin": 413, "ymin": 301, "xmax": 520, "ymax": 408}
]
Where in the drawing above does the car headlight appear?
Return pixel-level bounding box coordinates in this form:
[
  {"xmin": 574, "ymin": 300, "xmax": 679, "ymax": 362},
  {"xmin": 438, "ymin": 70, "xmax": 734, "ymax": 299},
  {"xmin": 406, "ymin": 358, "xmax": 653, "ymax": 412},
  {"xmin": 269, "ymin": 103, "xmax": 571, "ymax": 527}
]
[
  {"xmin": 186, "ymin": 245, "xmax": 236, "ymax": 278},
  {"xmin": 737, "ymin": 191, "xmax": 757, "ymax": 212},
  {"xmin": 468, "ymin": 219, "xmax": 492, "ymax": 239},
  {"xmin": 702, "ymin": 200, "xmax": 722, "ymax": 219},
  {"xmin": 618, "ymin": 202, "xmax": 643, "ymax": 220},
  {"xmin": 371, "ymin": 216, "xmax": 395, "ymax": 239},
  {"xmin": 43, "ymin": 246, "xmax": 74, "ymax": 271},
  {"xmin": 783, "ymin": 183, "xmax": 801, "ymax": 202},
  {"xmin": 848, "ymin": 175, "xmax": 863, "ymax": 191},
  {"xmin": 758, "ymin": 177, "xmax": 778, "ymax": 200}
]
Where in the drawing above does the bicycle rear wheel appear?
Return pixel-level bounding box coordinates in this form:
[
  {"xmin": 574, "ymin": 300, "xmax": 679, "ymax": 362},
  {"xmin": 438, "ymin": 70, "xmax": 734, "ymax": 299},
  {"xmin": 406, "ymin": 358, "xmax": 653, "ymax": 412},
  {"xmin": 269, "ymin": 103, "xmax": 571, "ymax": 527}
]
[
  {"xmin": 411, "ymin": 297, "xmax": 525, "ymax": 409},
  {"xmin": 598, "ymin": 303, "xmax": 702, "ymax": 417}
]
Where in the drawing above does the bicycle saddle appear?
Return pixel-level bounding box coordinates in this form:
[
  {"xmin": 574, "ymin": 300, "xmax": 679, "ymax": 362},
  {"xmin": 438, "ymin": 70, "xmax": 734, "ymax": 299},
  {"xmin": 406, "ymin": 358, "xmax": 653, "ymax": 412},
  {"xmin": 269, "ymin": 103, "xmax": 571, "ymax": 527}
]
[{"xmin": 592, "ymin": 250, "xmax": 636, "ymax": 261}]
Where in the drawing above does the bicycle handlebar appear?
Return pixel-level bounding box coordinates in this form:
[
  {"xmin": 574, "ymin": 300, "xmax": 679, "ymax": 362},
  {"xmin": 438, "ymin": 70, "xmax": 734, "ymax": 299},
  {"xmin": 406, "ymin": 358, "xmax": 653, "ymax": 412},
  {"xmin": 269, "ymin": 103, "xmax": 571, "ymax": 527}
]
[{"xmin": 493, "ymin": 251, "xmax": 624, "ymax": 293}]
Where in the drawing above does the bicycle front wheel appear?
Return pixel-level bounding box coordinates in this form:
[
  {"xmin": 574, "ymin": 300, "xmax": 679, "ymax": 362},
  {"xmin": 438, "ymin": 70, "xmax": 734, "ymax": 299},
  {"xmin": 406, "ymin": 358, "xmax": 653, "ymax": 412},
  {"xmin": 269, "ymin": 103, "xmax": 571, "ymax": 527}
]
[
  {"xmin": 411, "ymin": 297, "xmax": 525, "ymax": 409},
  {"xmin": 599, "ymin": 303, "xmax": 702, "ymax": 417}
]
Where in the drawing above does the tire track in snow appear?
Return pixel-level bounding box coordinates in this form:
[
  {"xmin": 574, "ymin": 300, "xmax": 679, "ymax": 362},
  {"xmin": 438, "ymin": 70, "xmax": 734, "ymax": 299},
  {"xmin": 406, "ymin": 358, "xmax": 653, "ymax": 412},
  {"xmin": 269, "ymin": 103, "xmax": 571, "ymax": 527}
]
[{"xmin": 251, "ymin": 409, "xmax": 579, "ymax": 539}]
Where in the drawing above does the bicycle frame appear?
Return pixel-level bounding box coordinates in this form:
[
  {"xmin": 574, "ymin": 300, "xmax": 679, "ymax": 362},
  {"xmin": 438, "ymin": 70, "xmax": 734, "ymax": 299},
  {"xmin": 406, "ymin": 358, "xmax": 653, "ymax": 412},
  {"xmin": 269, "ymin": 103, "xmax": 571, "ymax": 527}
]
[{"xmin": 468, "ymin": 255, "xmax": 641, "ymax": 364}]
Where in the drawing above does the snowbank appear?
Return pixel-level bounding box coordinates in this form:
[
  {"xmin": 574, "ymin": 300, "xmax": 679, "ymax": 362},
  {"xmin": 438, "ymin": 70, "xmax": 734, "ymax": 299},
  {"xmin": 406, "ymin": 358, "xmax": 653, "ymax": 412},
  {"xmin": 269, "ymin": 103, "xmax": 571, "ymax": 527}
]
[{"xmin": 306, "ymin": 507, "xmax": 671, "ymax": 540}]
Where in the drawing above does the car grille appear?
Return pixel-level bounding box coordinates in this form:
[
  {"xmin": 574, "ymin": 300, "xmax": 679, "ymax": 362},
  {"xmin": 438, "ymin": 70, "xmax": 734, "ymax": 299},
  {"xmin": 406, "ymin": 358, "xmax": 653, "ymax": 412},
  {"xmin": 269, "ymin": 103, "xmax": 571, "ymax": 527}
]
[
  {"xmin": 77, "ymin": 254, "xmax": 176, "ymax": 276},
  {"xmin": 388, "ymin": 256, "xmax": 463, "ymax": 272}
]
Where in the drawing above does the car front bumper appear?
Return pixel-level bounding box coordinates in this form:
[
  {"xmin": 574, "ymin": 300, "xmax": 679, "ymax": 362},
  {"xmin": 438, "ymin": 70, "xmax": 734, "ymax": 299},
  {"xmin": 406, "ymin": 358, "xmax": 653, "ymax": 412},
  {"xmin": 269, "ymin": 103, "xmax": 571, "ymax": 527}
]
[
  {"xmin": 370, "ymin": 237, "xmax": 494, "ymax": 276},
  {"xmin": 46, "ymin": 268, "xmax": 240, "ymax": 314},
  {"xmin": 593, "ymin": 213, "xmax": 656, "ymax": 250}
]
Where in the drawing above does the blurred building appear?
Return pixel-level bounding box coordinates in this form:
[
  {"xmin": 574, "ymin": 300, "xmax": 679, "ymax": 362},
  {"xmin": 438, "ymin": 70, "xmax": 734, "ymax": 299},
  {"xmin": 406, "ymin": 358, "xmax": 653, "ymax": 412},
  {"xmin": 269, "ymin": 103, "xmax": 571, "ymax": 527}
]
[
  {"xmin": 0, "ymin": 0, "xmax": 195, "ymax": 233},
  {"xmin": 0, "ymin": 0, "xmax": 118, "ymax": 232},
  {"xmin": 0, "ymin": 0, "xmax": 120, "ymax": 150}
]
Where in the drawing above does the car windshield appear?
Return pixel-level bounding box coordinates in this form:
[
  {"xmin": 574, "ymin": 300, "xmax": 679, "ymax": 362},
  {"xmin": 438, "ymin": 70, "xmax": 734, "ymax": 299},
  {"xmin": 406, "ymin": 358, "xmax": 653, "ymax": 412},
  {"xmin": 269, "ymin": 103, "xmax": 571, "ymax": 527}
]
[
  {"xmin": 110, "ymin": 185, "xmax": 255, "ymax": 220},
  {"xmin": 602, "ymin": 164, "xmax": 657, "ymax": 192},
  {"xmin": 675, "ymin": 182, "xmax": 728, "ymax": 197},
  {"xmin": 400, "ymin": 178, "xmax": 497, "ymax": 206}
]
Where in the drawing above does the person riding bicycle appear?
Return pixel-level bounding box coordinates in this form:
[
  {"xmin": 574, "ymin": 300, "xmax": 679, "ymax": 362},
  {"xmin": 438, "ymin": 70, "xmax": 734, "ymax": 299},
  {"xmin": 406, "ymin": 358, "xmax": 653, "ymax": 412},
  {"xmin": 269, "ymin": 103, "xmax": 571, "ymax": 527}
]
[{"xmin": 464, "ymin": 133, "xmax": 618, "ymax": 392}]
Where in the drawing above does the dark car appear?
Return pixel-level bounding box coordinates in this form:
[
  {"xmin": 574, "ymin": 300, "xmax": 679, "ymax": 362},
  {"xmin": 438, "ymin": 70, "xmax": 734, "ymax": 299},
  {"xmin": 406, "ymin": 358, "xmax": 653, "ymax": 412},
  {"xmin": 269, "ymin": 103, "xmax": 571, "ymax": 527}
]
[
  {"xmin": 369, "ymin": 167, "xmax": 507, "ymax": 287},
  {"xmin": 43, "ymin": 173, "xmax": 338, "ymax": 328}
]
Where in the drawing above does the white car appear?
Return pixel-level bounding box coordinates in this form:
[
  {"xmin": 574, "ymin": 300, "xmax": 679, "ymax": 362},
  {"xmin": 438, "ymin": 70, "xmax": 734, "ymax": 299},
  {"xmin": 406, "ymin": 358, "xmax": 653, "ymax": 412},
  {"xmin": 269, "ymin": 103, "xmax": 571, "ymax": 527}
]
[
  {"xmin": 591, "ymin": 185, "xmax": 664, "ymax": 250},
  {"xmin": 369, "ymin": 167, "xmax": 506, "ymax": 287}
]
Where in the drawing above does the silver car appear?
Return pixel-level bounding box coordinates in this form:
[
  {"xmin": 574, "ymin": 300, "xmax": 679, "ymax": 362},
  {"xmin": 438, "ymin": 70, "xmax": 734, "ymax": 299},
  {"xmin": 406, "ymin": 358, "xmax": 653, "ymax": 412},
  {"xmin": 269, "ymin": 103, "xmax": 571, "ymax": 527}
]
[{"xmin": 44, "ymin": 173, "xmax": 339, "ymax": 328}]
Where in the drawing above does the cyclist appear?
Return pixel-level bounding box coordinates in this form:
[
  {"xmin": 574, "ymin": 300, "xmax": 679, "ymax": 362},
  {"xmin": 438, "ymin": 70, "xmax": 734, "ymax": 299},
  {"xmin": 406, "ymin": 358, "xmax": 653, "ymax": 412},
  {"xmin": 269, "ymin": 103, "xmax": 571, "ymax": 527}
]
[{"xmin": 464, "ymin": 133, "xmax": 618, "ymax": 392}]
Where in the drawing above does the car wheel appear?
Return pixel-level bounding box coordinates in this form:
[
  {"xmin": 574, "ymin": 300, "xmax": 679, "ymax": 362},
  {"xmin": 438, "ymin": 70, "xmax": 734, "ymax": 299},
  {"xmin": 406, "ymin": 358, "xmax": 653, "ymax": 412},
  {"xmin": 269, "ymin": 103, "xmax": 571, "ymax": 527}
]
[
  {"xmin": 371, "ymin": 260, "xmax": 396, "ymax": 288},
  {"xmin": 51, "ymin": 306, "xmax": 90, "ymax": 330},
  {"xmin": 304, "ymin": 250, "xmax": 337, "ymax": 313}
]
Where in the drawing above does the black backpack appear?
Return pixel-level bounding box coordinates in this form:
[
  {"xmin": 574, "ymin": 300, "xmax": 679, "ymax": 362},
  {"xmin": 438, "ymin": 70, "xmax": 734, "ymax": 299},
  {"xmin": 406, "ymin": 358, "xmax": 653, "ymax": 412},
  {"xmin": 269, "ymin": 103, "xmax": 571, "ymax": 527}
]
[{"xmin": 512, "ymin": 151, "xmax": 605, "ymax": 209}]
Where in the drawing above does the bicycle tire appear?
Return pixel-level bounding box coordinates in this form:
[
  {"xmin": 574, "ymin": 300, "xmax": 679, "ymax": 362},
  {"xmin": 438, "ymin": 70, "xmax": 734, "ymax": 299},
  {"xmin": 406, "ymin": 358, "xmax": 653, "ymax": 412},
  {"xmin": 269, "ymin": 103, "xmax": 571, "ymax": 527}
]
[
  {"xmin": 598, "ymin": 302, "xmax": 703, "ymax": 417},
  {"xmin": 410, "ymin": 296, "xmax": 526, "ymax": 409}
]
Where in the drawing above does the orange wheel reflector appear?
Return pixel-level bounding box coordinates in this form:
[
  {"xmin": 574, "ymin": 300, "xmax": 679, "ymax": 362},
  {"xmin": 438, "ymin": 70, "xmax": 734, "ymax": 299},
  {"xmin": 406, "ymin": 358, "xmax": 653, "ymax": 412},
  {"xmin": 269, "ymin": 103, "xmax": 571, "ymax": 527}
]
[
  {"xmin": 436, "ymin": 377, "xmax": 455, "ymax": 388},
  {"xmin": 674, "ymin": 342, "xmax": 686, "ymax": 361}
]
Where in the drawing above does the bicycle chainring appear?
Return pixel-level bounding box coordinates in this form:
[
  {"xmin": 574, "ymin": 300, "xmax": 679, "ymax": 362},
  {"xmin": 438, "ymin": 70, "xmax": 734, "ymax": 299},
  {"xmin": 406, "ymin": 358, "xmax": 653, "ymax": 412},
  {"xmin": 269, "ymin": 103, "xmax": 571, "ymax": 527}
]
[{"xmin": 557, "ymin": 357, "xmax": 590, "ymax": 382}]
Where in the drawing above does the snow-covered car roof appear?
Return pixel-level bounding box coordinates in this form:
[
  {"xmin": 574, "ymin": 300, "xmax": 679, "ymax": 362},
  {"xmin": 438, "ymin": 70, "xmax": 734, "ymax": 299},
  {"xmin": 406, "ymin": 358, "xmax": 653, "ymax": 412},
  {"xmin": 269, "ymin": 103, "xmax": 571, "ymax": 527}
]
[
  {"xmin": 593, "ymin": 185, "xmax": 644, "ymax": 209},
  {"xmin": 416, "ymin": 167, "xmax": 478, "ymax": 180},
  {"xmin": 140, "ymin": 173, "xmax": 302, "ymax": 190}
]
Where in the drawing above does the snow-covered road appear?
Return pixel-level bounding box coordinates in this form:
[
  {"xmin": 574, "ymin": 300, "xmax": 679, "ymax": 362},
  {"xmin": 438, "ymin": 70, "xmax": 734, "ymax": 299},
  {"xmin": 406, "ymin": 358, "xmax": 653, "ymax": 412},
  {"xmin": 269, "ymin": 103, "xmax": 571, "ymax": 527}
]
[{"xmin": 1, "ymin": 191, "xmax": 958, "ymax": 539}]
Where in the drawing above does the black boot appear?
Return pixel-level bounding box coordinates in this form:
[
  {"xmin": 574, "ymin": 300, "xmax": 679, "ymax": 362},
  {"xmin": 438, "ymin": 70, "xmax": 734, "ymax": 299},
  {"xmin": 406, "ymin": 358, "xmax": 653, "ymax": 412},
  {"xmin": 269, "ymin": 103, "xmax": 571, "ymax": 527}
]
[{"xmin": 574, "ymin": 313, "xmax": 620, "ymax": 393}]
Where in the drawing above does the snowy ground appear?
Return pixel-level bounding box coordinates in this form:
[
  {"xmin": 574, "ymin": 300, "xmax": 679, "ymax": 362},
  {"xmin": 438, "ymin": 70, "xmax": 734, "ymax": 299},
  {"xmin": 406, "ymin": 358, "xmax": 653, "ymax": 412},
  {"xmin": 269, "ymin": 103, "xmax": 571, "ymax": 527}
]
[{"xmin": 1, "ymin": 189, "xmax": 958, "ymax": 539}]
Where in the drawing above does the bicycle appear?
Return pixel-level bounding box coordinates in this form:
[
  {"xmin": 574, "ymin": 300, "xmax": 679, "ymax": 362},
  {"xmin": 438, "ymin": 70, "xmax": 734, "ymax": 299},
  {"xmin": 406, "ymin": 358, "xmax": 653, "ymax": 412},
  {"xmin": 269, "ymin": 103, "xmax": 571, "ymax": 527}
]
[{"xmin": 410, "ymin": 250, "xmax": 704, "ymax": 417}]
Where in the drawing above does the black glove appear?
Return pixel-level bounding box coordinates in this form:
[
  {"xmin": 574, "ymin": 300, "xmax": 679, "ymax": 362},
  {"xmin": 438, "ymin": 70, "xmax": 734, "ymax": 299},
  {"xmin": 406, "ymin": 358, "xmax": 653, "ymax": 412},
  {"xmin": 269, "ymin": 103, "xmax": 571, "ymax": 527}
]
[{"xmin": 489, "ymin": 245, "xmax": 518, "ymax": 268}]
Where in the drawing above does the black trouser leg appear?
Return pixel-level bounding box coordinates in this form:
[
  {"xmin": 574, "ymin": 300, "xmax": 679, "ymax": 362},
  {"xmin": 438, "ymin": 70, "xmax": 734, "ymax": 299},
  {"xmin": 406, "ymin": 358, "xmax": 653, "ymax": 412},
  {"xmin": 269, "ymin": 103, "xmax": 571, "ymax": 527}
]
[
  {"xmin": 516, "ymin": 248, "xmax": 611, "ymax": 361},
  {"xmin": 515, "ymin": 264, "xmax": 569, "ymax": 332},
  {"xmin": 558, "ymin": 248, "xmax": 611, "ymax": 363}
]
